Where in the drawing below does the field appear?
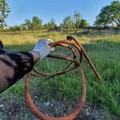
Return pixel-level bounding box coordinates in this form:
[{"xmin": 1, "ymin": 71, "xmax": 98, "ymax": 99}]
[{"xmin": 0, "ymin": 30, "xmax": 120, "ymax": 120}]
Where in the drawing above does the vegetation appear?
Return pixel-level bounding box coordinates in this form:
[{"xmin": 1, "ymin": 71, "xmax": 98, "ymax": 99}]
[
  {"xmin": 44, "ymin": 18, "xmax": 57, "ymax": 31},
  {"xmin": 0, "ymin": 0, "xmax": 120, "ymax": 119},
  {"xmin": 0, "ymin": 1, "xmax": 119, "ymax": 32},
  {"xmin": 0, "ymin": 0, "xmax": 10, "ymax": 29},
  {"xmin": 0, "ymin": 0, "xmax": 119, "ymax": 33},
  {"xmin": 0, "ymin": 30, "xmax": 120, "ymax": 120},
  {"xmin": 94, "ymin": 0, "xmax": 120, "ymax": 27}
]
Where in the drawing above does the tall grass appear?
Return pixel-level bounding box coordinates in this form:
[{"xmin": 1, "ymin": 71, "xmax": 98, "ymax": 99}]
[{"xmin": 0, "ymin": 31, "xmax": 120, "ymax": 119}]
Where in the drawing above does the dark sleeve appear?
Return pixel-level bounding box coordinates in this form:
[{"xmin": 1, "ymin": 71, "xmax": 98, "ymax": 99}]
[{"xmin": 0, "ymin": 52, "xmax": 34, "ymax": 94}]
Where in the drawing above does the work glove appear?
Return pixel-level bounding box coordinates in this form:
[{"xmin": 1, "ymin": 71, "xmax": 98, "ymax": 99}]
[{"xmin": 32, "ymin": 38, "xmax": 54, "ymax": 60}]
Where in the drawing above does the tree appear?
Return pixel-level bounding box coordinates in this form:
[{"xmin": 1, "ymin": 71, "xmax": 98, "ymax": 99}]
[
  {"xmin": 9, "ymin": 25, "xmax": 24, "ymax": 32},
  {"xmin": 73, "ymin": 11, "xmax": 81, "ymax": 32},
  {"xmin": 20, "ymin": 24, "xmax": 27, "ymax": 31},
  {"xmin": 94, "ymin": 1, "xmax": 120, "ymax": 27},
  {"xmin": 45, "ymin": 18, "xmax": 56, "ymax": 31},
  {"xmin": 24, "ymin": 17, "xmax": 42, "ymax": 31},
  {"xmin": 31, "ymin": 16, "xmax": 42, "ymax": 31},
  {"xmin": 24, "ymin": 19, "xmax": 32, "ymax": 30},
  {"xmin": 80, "ymin": 19, "xmax": 89, "ymax": 28},
  {"xmin": 0, "ymin": 0, "xmax": 10, "ymax": 29},
  {"xmin": 60, "ymin": 16, "xmax": 74, "ymax": 32}
]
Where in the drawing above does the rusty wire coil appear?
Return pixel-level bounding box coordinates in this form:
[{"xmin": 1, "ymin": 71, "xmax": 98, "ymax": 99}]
[{"xmin": 24, "ymin": 36, "xmax": 101, "ymax": 120}]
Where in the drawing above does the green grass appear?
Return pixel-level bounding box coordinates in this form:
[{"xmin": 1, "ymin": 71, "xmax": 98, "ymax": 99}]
[{"xmin": 0, "ymin": 31, "xmax": 120, "ymax": 119}]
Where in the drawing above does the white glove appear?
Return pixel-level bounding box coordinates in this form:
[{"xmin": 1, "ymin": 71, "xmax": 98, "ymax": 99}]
[{"xmin": 32, "ymin": 38, "xmax": 54, "ymax": 60}]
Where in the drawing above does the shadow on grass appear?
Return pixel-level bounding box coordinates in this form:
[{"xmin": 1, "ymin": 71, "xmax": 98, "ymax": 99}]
[{"xmin": 0, "ymin": 39, "xmax": 120, "ymax": 119}]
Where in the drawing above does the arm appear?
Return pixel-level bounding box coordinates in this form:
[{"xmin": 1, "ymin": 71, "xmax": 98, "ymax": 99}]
[
  {"xmin": 0, "ymin": 39, "xmax": 53, "ymax": 94},
  {"xmin": 31, "ymin": 51, "xmax": 40, "ymax": 61}
]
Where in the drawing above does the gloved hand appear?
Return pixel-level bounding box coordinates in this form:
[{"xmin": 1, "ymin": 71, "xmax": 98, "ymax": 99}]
[{"xmin": 32, "ymin": 38, "xmax": 54, "ymax": 60}]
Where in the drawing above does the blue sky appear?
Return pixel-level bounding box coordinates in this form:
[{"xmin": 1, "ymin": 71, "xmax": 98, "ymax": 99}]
[{"xmin": 6, "ymin": 0, "xmax": 114, "ymax": 26}]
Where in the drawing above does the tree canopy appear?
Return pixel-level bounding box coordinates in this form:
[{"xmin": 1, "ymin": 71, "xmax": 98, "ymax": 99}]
[
  {"xmin": 73, "ymin": 11, "xmax": 81, "ymax": 31},
  {"xmin": 0, "ymin": 1, "xmax": 89, "ymax": 32},
  {"xmin": 60, "ymin": 16, "xmax": 74, "ymax": 31},
  {"xmin": 0, "ymin": 0, "xmax": 10, "ymax": 29},
  {"xmin": 94, "ymin": 1, "xmax": 120, "ymax": 27},
  {"xmin": 44, "ymin": 18, "xmax": 56, "ymax": 31}
]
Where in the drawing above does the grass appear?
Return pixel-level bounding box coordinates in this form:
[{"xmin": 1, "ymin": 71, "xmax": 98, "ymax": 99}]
[{"xmin": 0, "ymin": 30, "xmax": 120, "ymax": 119}]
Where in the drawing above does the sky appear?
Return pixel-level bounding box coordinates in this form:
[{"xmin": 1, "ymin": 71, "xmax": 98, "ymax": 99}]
[{"xmin": 6, "ymin": 0, "xmax": 114, "ymax": 26}]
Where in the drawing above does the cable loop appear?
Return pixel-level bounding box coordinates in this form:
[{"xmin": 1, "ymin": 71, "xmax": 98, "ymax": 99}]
[{"xmin": 25, "ymin": 36, "xmax": 100, "ymax": 120}]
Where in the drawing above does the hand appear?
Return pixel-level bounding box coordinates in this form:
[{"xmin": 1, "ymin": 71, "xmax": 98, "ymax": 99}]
[{"xmin": 32, "ymin": 38, "xmax": 54, "ymax": 60}]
